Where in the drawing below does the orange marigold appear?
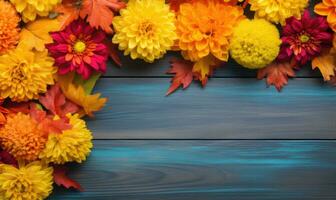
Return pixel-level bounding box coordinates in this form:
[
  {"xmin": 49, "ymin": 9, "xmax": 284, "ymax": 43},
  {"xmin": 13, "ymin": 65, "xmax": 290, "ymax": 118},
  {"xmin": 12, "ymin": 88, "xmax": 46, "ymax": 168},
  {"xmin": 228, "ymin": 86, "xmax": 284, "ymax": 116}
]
[
  {"xmin": 176, "ymin": 0, "xmax": 244, "ymax": 62},
  {"xmin": 0, "ymin": 113, "xmax": 47, "ymax": 162},
  {"xmin": 0, "ymin": 0, "xmax": 20, "ymax": 55}
]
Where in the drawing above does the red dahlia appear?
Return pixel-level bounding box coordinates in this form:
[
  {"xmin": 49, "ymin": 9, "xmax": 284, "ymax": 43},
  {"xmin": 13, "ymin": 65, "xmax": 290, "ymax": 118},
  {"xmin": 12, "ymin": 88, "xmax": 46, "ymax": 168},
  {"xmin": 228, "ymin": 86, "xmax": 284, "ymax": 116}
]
[
  {"xmin": 46, "ymin": 20, "xmax": 108, "ymax": 79},
  {"xmin": 278, "ymin": 10, "xmax": 333, "ymax": 66}
]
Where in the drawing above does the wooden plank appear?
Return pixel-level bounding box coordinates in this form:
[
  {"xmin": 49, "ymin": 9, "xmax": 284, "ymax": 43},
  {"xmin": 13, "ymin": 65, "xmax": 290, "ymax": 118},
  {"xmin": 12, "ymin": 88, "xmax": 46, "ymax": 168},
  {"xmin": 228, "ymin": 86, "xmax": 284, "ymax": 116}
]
[
  {"xmin": 50, "ymin": 140, "xmax": 336, "ymax": 200},
  {"xmin": 88, "ymin": 78, "xmax": 336, "ymax": 139},
  {"xmin": 105, "ymin": 53, "xmax": 321, "ymax": 78}
]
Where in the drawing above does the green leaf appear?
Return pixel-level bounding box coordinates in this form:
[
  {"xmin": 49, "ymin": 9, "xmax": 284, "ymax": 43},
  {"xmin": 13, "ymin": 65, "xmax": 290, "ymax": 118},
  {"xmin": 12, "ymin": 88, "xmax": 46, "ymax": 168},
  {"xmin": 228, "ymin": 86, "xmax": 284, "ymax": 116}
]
[{"xmin": 73, "ymin": 73, "xmax": 102, "ymax": 94}]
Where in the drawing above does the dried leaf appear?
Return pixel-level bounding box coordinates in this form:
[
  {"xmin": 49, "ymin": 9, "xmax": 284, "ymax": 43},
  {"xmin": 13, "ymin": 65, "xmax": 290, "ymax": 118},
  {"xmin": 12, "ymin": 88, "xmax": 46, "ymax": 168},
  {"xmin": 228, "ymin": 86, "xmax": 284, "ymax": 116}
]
[
  {"xmin": 58, "ymin": 74, "xmax": 107, "ymax": 117},
  {"xmin": 39, "ymin": 84, "xmax": 80, "ymax": 118},
  {"xmin": 18, "ymin": 19, "xmax": 60, "ymax": 51},
  {"xmin": 53, "ymin": 166, "xmax": 84, "ymax": 191},
  {"xmin": 106, "ymin": 42, "xmax": 122, "ymax": 67},
  {"xmin": 73, "ymin": 73, "xmax": 102, "ymax": 94},
  {"xmin": 80, "ymin": 0, "xmax": 126, "ymax": 33},
  {"xmin": 257, "ymin": 62, "xmax": 296, "ymax": 91},
  {"xmin": 312, "ymin": 53, "xmax": 336, "ymax": 81},
  {"xmin": 166, "ymin": 59, "xmax": 194, "ymax": 95},
  {"xmin": 54, "ymin": 0, "xmax": 80, "ymax": 30},
  {"xmin": 193, "ymin": 55, "xmax": 221, "ymax": 86}
]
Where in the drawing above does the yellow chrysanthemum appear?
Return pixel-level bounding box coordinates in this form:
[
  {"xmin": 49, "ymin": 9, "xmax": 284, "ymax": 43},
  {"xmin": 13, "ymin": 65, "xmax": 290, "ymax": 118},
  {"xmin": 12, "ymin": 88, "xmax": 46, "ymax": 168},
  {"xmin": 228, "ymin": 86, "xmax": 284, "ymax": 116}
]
[
  {"xmin": 229, "ymin": 19, "xmax": 281, "ymax": 69},
  {"xmin": 0, "ymin": 113, "xmax": 47, "ymax": 162},
  {"xmin": 249, "ymin": 0, "xmax": 309, "ymax": 25},
  {"xmin": 39, "ymin": 114, "xmax": 93, "ymax": 164},
  {"xmin": 0, "ymin": 161, "xmax": 53, "ymax": 200},
  {"xmin": 0, "ymin": 0, "xmax": 20, "ymax": 55},
  {"xmin": 10, "ymin": 0, "xmax": 61, "ymax": 22},
  {"xmin": 176, "ymin": 1, "xmax": 244, "ymax": 62},
  {"xmin": 0, "ymin": 47, "xmax": 56, "ymax": 102},
  {"xmin": 112, "ymin": 0, "xmax": 177, "ymax": 63}
]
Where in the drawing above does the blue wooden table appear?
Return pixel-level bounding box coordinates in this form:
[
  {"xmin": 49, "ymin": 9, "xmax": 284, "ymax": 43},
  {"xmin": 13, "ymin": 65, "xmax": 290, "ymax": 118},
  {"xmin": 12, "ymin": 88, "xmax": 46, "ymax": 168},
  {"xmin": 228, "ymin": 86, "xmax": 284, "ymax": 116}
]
[{"xmin": 48, "ymin": 51, "xmax": 336, "ymax": 199}]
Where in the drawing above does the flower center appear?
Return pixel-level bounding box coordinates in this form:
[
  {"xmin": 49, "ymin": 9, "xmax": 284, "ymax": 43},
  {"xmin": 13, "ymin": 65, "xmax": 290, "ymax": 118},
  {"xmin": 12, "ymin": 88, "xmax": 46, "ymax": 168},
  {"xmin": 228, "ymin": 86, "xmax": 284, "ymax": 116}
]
[
  {"xmin": 11, "ymin": 62, "xmax": 26, "ymax": 83},
  {"xmin": 138, "ymin": 21, "xmax": 155, "ymax": 37},
  {"xmin": 74, "ymin": 41, "xmax": 86, "ymax": 53},
  {"xmin": 299, "ymin": 34, "xmax": 310, "ymax": 43}
]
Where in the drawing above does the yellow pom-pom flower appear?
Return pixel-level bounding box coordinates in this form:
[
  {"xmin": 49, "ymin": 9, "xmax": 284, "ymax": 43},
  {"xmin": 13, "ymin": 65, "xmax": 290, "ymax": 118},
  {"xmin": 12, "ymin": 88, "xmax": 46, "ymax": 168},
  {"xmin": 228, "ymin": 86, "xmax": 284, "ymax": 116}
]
[
  {"xmin": 0, "ymin": 113, "xmax": 47, "ymax": 162},
  {"xmin": 39, "ymin": 114, "xmax": 93, "ymax": 164},
  {"xmin": 176, "ymin": 1, "xmax": 244, "ymax": 62},
  {"xmin": 0, "ymin": 161, "xmax": 53, "ymax": 200},
  {"xmin": 0, "ymin": 0, "xmax": 20, "ymax": 55},
  {"xmin": 229, "ymin": 19, "xmax": 281, "ymax": 69},
  {"xmin": 249, "ymin": 0, "xmax": 309, "ymax": 25},
  {"xmin": 10, "ymin": 0, "xmax": 61, "ymax": 22},
  {"xmin": 112, "ymin": 0, "xmax": 177, "ymax": 63},
  {"xmin": 0, "ymin": 47, "xmax": 56, "ymax": 102}
]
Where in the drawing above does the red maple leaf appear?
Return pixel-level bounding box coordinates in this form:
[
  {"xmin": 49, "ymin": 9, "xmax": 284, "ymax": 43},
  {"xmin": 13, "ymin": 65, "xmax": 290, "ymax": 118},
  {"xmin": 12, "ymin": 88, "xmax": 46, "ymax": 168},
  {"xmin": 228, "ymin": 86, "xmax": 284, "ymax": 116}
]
[
  {"xmin": 53, "ymin": 166, "xmax": 84, "ymax": 191},
  {"xmin": 39, "ymin": 84, "xmax": 79, "ymax": 118},
  {"xmin": 257, "ymin": 62, "xmax": 296, "ymax": 91},
  {"xmin": 166, "ymin": 59, "xmax": 194, "ymax": 95}
]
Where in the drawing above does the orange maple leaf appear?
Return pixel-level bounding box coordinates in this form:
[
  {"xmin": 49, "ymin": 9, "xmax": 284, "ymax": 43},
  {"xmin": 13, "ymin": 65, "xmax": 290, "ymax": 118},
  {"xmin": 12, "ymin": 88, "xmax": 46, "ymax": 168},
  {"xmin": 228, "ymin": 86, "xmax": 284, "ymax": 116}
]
[
  {"xmin": 80, "ymin": 0, "xmax": 126, "ymax": 33},
  {"xmin": 166, "ymin": 59, "xmax": 194, "ymax": 95},
  {"xmin": 312, "ymin": 52, "xmax": 336, "ymax": 81},
  {"xmin": 257, "ymin": 62, "xmax": 296, "ymax": 92},
  {"xmin": 54, "ymin": 0, "xmax": 81, "ymax": 30}
]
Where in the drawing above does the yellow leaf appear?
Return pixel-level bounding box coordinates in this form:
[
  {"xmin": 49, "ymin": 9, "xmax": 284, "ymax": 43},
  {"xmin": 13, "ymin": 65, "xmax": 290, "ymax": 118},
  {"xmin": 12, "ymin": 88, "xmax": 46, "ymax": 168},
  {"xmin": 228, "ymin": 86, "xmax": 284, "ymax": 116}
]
[
  {"xmin": 192, "ymin": 55, "xmax": 221, "ymax": 86},
  {"xmin": 18, "ymin": 19, "xmax": 60, "ymax": 51},
  {"xmin": 312, "ymin": 52, "xmax": 336, "ymax": 81},
  {"xmin": 57, "ymin": 73, "xmax": 107, "ymax": 117}
]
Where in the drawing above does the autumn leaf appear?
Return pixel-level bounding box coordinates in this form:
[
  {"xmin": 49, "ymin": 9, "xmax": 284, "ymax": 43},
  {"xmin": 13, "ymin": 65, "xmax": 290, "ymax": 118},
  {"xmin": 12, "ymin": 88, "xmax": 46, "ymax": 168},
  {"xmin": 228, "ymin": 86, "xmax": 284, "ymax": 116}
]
[
  {"xmin": 106, "ymin": 41, "xmax": 122, "ymax": 67},
  {"xmin": 29, "ymin": 103, "xmax": 72, "ymax": 136},
  {"xmin": 39, "ymin": 84, "xmax": 80, "ymax": 118},
  {"xmin": 54, "ymin": 0, "xmax": 80, "ymax": 30},
  {"xmin": 312, "ymin": 53, "xmax": 336, "ymax": 81},
  {"xmin": 57, "ymin": 74, "xmax": 107, "ymax": 117},
  {"xmin": 53, "ymin": 166, "xmax": 84, "ymax": 191},
  {"xmin": 193, "ymin": 55, "xmax": 221, "ymax": 86},
  {"xmin": 80, "ymin": 0, "xmax": 126, "ymax": 33},
  {"xmin": 257, "ymin": 62, "xmax": 296, "ymax": 91},
  {"xmin": 166, "ymin": 59, "xmax": 194, "ymax": 95},
  {"xmin": 18, "ymin": 19, "xmax": 60, "ymax": 51},
  {"xmin": 0, "ymin": 150, "xmax": 17, "ymax": 167}
]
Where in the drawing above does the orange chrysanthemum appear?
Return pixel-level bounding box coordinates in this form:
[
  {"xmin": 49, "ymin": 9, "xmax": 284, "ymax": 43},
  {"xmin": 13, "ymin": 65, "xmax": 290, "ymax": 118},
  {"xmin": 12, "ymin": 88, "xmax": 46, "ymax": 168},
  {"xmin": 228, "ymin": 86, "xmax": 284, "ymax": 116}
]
[
  {"xmin": 176, "ymin": 1, "xmax": 244, "ymax": 62},
  {"xmin": 0, "ymin": 0, "xmax": 20, "ymax": 55},
  {"xmin": 0, "ymin": 113, "xmax": 47, "ymax": 161},
  {"xmin": 315, "ymin": 0, "xmax": 336, "ymax": 32}
]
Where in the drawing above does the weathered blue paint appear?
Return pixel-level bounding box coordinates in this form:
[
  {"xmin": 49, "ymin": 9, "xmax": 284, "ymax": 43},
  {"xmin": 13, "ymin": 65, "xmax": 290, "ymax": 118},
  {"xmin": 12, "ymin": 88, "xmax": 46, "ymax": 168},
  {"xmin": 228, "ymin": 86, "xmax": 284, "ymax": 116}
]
[
  {"xmin": 50, "ymin": 140, "xmax": 336, "ymax": 200},
  {"xmin": 87, "ymin": 78, "xmax": 336, "ymax": 139}
]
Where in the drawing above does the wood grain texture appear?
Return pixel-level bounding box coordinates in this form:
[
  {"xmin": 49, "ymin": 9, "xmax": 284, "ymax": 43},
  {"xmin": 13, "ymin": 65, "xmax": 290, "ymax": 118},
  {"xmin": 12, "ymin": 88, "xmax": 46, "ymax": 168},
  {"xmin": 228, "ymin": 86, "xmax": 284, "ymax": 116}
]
[
  {"xmin": 104, "ymin": 53, "xmax": 321, "ymax": 78},
  {"xmin": 88, "ymin": 78, "xmax": 336, "ymax": 139},
  {"xmin": 50, "ymin": 140, "xmax": 336, "ymax": 200}
]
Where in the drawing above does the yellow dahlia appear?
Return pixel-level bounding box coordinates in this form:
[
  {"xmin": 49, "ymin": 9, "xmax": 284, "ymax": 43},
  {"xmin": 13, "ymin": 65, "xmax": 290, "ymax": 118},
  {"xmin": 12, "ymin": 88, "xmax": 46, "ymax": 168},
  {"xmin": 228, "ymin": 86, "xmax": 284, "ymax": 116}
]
[
  {"xmin": 0, "ymin": 47, "xmax": 56, "ymax": 102},
  {"xmin": 0, "ymin": 0, "xmax": 20, "ymax": 55},
  {"xmin": 230, "ymin": 19, "xmax": 281, "ymax": 69},
  {"xmin": 10, "ymin": 0, "xmax": 61, "ymax": 22},
  {"xmin": 39, "ymin": 114, "xmax": 93, "ymax": 164},
  {"xmin": 249, "ymin": 0, "xmax": 309, "ymax": 25},
  {"xmin": 176, "ymin": 1, "xmax": 244, "ymax": 62},
  {"xmin": 0, "ymin": 113, "xmax": 47, "ymax": 162},
  {"xmin": 112, "ymin": 0, "xmax": 177, "ymax": 62},
  {"xmin": 0, "ymin": 161, "xmax": 53, "ymax": 200}
]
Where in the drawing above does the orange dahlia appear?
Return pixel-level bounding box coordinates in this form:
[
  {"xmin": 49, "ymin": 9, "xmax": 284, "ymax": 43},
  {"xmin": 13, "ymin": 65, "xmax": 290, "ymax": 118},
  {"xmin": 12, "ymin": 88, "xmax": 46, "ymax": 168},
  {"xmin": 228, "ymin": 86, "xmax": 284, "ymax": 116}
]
[
  {"xmin": 176, "ymin": 0, "xmax": 244, "ymax": 62},
  {"xmin": 0, "ymin": 0, "xmax": 20, "ymax": 55},
  {"xmin": 315, "ymin": 0, "xmax": 336, "ymax": 32},
  {"xmin": 0, "ymin": 113, "xmax": 47, "ymax": 162}
]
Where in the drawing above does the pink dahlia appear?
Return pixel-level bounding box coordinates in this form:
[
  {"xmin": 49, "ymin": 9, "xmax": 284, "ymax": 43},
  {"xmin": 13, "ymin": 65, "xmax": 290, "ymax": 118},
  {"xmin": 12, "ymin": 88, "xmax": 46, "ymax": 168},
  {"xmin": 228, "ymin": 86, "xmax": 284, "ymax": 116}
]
[
  {"xmin": 278, "ymin": 10, "xmax": 333, "ymax": 66},
  {"xmin": 46, "ymin": 20, "xmax": 108, "ymax": 79}
]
